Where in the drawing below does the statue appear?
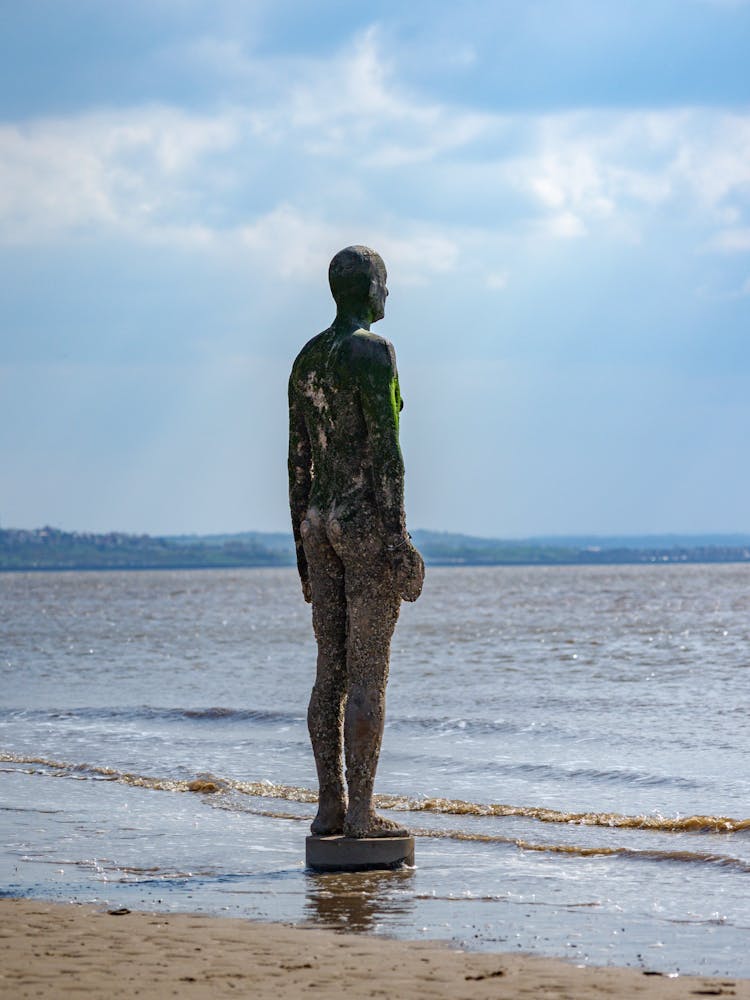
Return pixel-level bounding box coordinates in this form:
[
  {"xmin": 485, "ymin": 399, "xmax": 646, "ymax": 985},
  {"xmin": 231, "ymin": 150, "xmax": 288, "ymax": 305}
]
[{"xmin": 288, "ymin": 245, "xmax": 424, "ymax": 841}]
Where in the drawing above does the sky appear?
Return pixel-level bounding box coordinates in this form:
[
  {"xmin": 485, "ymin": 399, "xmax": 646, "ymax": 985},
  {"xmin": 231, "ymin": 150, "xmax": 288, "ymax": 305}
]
[{"xmin": 1, "ymin": 0, "xmax": 749, "ymax": 538}]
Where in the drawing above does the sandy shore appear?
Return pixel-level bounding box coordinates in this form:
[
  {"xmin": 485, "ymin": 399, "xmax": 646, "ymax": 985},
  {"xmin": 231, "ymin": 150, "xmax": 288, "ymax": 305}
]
[{"xmin": 0, "ymin": 898, "xmax": 745, "ymax": 999}]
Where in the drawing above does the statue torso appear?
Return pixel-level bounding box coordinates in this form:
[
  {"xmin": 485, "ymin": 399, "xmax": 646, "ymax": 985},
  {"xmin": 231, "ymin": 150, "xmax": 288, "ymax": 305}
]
[{"xmin": 289, "ymin": 327, "xmax": 398, "ymax": 520}]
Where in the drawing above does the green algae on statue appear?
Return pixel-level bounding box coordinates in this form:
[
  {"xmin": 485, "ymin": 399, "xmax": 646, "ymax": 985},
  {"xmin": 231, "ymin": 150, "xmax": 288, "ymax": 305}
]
[{"xmin": 288, "ymin": 245, "xmax": 424, "ymax": 840}]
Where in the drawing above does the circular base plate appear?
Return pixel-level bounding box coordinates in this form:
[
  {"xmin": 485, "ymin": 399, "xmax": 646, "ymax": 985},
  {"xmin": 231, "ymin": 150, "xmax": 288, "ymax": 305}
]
[{"xmin": 305, "ymin": 834, "xmax": 415, "ymax": 872}]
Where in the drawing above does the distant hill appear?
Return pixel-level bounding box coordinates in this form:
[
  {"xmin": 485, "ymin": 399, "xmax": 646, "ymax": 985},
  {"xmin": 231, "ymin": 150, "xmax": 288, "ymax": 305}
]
[
  {"xmin": 167, "ymin": 531, "xmax": 295, "ymax": 552},
  {"xmin": 409, "ymin": 530, "xmax": 750, "ymax": 566},
  {"xmin": 521, "ymin": 533, "xmax": 750, "ymax": 550},
  {"xmin": 2, "ymin": 526, "xmax": 749, "ymax": 571},
  {"xmin": 411, "ymin": 530, "xmax": 750, "ymax": 564},
  {"xmin": 0, "ymin": 527, "xmax": 290, "ymax": 571}
]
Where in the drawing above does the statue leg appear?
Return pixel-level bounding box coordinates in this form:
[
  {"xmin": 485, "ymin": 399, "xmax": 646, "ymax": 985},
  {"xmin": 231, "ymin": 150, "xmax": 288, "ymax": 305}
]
[
  {"xmin": 303, "ymin": 512, "xmax": 348, "ymax": 835},
  {"xmin": 341, "ymin": 551, "xmax": 406, "ymax": 839}
]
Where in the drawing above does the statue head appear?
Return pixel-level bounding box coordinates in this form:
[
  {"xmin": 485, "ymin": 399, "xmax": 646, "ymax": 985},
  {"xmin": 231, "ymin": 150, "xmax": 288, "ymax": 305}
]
[{"xmin": 328, "ymin": 245, "xmax": 388, "ymax": 322}]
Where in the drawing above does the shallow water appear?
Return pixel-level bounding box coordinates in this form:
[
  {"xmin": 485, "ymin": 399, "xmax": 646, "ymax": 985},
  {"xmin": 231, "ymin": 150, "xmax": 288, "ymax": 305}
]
[{"xmin": 2, "ymin": 564, "xmax": 749, "ymax": 974}]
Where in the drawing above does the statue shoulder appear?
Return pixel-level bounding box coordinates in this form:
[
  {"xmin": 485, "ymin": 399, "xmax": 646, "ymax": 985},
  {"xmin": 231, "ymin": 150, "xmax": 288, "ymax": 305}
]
[
  {"xmin": 346, "ymin": 329, "xmax": 397, "ymax": 374},
  {"xmin": 290, "ymin": 331, "xmax": 328, "ymax": 380}
]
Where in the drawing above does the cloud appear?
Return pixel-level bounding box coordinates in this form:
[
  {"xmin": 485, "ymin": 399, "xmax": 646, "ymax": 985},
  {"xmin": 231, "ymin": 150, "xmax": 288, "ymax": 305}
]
[
  {"xmin": 545, "ymin": 211, "xmax": 587, "ymax": 239},
  {"xmin": 486, "ymin": 270, "xmax": 509, "ymax": 290},
  {"xmin": 2, "ymin": 14, "xmax": 749, "ymax": 536},
  {"xmin": 280, "ymin": 28, "xmax": 490, "ymax": 167},
  {"xmin": 708, "ymin": 228, "xmax": 750, "ymax": 252},
  {"xmin": 0, "ymin": 106, "xmax": 238, "ymax": 244},
  {"xmin": 235, "ymin": 204, "xmax": 460, "ymax": 285},
  {"xmin": 501, "ymin": 110, "xmax": 750, "ymax": 244},
  {"xmin": 0, "ymin": 29, "xmax": 749, "ymax": 280}
]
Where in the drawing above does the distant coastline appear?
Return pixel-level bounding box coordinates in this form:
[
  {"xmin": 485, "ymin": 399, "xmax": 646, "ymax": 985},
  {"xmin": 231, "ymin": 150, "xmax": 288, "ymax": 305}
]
[{"xmin": 2, "ymin": 526, "xmax": 750, "ymax": 571}]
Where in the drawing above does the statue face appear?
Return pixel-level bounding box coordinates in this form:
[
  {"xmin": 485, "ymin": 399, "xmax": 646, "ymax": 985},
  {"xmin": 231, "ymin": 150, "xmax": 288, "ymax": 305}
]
[{"xmin": 369, "ymin": 268, "xmax": 388, "ymax": 323}]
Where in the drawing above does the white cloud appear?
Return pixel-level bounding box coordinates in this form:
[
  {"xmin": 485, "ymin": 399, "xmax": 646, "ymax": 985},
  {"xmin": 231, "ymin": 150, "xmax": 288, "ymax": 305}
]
[
  {"xmin": 237, "ymin": 205, "xmax": 335, "ymax": 278},
  {"xmin": 374, "ymin": 231, "xmax": 459, "ymax": 284},
  {"xmin": 545, "ymin": 211, "xmax": 587, "ymax": 239},
  {"xmin": 669, "ymin": 114, "xmax": 750, "ymax": 209},
  {"xmin": 234, "ymin": 204, "xmax": 460, "ymax": 285},
  {"xmin": 283, "ymin": 28, "xmax": 490, "ymax": 166},
  {"xmin": 0, "ymin": 107, "xmax": 238, "ymax": 244},
  {"xmin": 0, "ymin": 28, "xmax": 749, "ymax": 276},
  {"xmin": 708, "ymin": 228, "xmax": 750, "ymax": 252},
  {"xmin": 486, "ymin": 270, "xmax": 509, "ymax": 290},
  {"xmin": 500, "ymin": 109, "xmax": 750, "ymax": 244}
]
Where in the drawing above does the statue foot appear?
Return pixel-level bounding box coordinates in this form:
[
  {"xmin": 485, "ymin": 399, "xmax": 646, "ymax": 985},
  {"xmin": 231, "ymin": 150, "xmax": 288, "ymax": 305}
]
[
  {"xmin": 343, "ymin": 811, "xmax": 409, "ymax": 839},
  {"xmin": 310, "ymin": 798, "xmax": 346, "ymax": 836}
]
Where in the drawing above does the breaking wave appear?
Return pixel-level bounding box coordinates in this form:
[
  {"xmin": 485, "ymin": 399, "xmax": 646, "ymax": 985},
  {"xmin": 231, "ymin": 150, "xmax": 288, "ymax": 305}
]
[{"xmin": 3, "ymin": 751, "xmax": 748, "ymax": 835}]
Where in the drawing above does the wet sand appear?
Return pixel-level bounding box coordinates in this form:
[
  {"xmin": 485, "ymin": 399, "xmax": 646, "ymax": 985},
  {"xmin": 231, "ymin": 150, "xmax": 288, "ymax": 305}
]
[{"xmin": 0, "ymin": 898, "xmax": 745, "ymax": 999}]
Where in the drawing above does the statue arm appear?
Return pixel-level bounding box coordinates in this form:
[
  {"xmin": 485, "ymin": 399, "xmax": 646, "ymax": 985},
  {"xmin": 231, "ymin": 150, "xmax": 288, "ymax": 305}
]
[
  {"xmin": 358, "ymin": 341, "xmax": 407, "ymax": 543},
  {"xmin": 288, "ymin": 376, "xmax": 312, "ymax": 601},
  {"xmin": 358, "ymin": 338, "xmax": 424, "ymax": 602}
]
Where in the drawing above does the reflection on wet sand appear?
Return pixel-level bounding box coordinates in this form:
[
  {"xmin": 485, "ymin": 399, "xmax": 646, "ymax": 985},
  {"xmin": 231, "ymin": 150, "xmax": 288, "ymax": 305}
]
[{"xmin": 304, "ymin": 868, "xmax": 415, "ymax": 933}]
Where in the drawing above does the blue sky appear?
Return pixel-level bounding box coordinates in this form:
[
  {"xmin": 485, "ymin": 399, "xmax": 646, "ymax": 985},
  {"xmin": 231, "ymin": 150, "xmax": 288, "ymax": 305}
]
[{"xmin": 1, "ymin": 0, "xmax": 749, "ymax": 536}]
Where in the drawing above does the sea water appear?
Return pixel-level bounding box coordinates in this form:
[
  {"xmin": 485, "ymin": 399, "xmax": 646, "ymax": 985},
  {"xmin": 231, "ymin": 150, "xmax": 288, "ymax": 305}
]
[{"xmin": 1, "ymin": 564, "xmax": 749, "ymax": 975}]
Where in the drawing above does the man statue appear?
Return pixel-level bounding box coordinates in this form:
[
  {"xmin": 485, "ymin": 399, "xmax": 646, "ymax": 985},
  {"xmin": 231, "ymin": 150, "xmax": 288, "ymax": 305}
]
[{"xmin": 288, "ymin": 245, "xmax": 424, "ymax": 840}]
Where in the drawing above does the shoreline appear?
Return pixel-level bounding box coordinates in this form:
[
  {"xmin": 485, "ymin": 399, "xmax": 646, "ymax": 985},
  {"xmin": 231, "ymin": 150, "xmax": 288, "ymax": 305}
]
[
  {"xmin": 4, "ymin": 557, "xmax": 750, "ymax": 573},
  {"xmin": 0, "ymin": 898, "xmax": 746, "ymax": 999}
]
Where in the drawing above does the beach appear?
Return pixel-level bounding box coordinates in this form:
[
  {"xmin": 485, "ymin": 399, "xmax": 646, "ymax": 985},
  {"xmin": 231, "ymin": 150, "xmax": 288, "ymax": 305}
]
[
  {"xmin": 3, "ymin": 565, "xmax": 750, "ymax": 978},
  {"xmin": 1, "ymin": 898, "xmax": 747, "ymax": 999}
]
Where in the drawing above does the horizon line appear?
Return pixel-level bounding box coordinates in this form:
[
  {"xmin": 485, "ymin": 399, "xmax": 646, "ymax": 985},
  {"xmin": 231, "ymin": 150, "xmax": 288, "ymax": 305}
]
[{"xmin": 4, "ymin": 525, "xmax": 750, "ymax": 543}]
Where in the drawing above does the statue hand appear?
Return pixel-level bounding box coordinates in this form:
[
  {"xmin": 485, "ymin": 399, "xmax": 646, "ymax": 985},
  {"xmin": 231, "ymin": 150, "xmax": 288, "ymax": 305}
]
[{"xmin": 390, "ymin": 538, "xmax": 424, "ymax": 602}]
